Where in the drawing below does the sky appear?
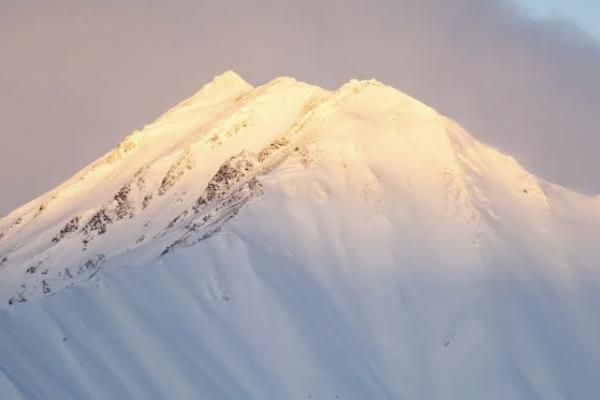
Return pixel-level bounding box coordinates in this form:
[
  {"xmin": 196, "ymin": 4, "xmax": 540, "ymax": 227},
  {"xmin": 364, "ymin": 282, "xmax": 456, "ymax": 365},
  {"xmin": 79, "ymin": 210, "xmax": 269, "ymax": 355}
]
[
  {"xmin": 519, "ymin": 0, "xmax": 600, "ymax": 39},
  {"xmin": 1, "ymin": 0, "xmax": 599, "ymax": 216}
]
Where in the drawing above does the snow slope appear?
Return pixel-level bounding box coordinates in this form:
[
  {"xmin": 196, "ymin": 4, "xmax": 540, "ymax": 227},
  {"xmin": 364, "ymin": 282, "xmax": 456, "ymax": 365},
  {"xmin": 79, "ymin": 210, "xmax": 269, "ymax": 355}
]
[{"xmin": 1, "ymin": 71, "xmax": 599, "ymax": 399}]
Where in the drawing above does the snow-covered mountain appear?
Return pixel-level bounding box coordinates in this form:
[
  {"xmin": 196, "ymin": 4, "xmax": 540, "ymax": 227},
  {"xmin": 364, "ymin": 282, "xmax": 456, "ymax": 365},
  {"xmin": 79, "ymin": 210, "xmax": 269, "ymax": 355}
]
[{"xmin": 1, "ymin": 71, "xmax": 599, "ymax": 399}]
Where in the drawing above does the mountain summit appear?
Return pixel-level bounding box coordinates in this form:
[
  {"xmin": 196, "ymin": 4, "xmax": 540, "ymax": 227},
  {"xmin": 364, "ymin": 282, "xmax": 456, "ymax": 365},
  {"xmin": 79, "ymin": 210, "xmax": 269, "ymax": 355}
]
[{"xmin": 1, "ymin": 72, "xmax": 599, "ymax": 399}]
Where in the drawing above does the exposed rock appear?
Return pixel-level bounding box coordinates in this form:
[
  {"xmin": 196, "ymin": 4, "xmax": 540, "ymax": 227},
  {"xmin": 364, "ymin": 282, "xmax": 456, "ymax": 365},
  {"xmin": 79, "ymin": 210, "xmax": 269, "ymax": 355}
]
[
  {"xmin": 82, "ymin": 209, "xmax": 112, "ymax": 246},
  {"xmin": 194, "ymin": 152, "xmax": 256, "ymax": 212},
  {"xmin": 77, "ymin": 254, "xmax": 106, "ymax": 278},
  {"xmin": 134, "ymin": 167, "xmax": 147, "ymax": 190},
  {"xmin": 158, "ymin": 149, "xmax": 195, "ymax": 196},
  {"xmin": 52, "ymin": 216, "xmax": 81, "ymax": 244},
  {"xmin": 42, "ymin": 280, "xmax": 51, "ymax": 295},
  {"xmin": 113, "ymin": 183, "xmax": 134, "ymax": 220},
  {"xmin": 142, "ymin": 194, "xmax": 153, "ymax": 209},
  {"xmin": 33, "ymin": 203, "xmax": 46, "ymax": 218},
  {"xmin": 105, "ymin": 131, "xmax": 141, "ymax": 163},
  {"xmin": 8, "ymin": 293, "xmax": 26, "ymax": 305},
  {"xmin": 167, "ymin": 210, "xmax": 189, "ymax": 229},
  {"xmin": 257, "ymin": 137, "xmax": 290, "ymax": 162}
]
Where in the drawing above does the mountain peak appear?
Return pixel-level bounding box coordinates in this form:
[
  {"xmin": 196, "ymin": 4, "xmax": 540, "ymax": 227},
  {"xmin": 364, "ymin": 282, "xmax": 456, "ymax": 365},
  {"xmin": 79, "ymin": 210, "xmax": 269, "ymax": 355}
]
[
  {"xmin": 183, "ymin": 70, "xmax": 253, "ymax": 106},
  {"xmin": 1, "ymin": 73, "xmax": 600, "ymax": 399},
  {"xmin": 0, "ymin": 73, "xmax": 598, "ymax": 308},
  {"xmin": 211, "ymin": 70, "xmax": 250, "ymax": 87}
]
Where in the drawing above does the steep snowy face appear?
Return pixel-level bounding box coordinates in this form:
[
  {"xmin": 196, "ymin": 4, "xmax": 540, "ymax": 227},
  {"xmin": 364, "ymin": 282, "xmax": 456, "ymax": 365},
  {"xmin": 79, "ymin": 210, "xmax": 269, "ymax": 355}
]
[
  {"xmin": 1, "ymin": 72, "xmax": 600, "ymax": 399},
  {"xmin": 0, "ymin": 72, "xmax": 329, "ymax": 304}
]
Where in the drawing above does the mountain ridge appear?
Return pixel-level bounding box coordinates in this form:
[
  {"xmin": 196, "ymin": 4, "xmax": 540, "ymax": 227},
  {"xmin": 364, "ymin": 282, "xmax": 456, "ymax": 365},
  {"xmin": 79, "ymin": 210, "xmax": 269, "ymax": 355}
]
[
  {"xmin": 1, "ymin": 71, "xmax": 598, "ymax": 306},
  {"xmin": 0, "ymin": 71, "xmax": 599, "ymax": 399}
]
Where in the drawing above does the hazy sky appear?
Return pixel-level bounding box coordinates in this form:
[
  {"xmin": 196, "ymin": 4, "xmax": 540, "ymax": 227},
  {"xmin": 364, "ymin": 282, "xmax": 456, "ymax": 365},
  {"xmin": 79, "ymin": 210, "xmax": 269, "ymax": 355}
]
[
  {"xmin": 520, "ymin": 0, "xmax": 600, "ymax": 39},
  {"xmin": 1, "ymin": 0, "xmax": 599, "ymax": 216}
]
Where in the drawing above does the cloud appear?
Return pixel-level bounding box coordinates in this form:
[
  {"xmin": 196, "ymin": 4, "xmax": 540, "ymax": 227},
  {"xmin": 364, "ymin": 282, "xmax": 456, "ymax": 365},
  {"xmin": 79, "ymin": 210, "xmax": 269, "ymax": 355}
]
[{"xmin": 1, "ymin": 0, "xmax": 599, "ymax": 215}]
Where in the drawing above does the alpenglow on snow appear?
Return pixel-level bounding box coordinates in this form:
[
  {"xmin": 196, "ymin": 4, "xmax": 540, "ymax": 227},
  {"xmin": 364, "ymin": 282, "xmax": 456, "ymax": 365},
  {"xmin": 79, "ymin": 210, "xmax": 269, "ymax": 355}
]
[{"xmin": 0, "ymin": 71, "xmax": 599, "ymax": 399}]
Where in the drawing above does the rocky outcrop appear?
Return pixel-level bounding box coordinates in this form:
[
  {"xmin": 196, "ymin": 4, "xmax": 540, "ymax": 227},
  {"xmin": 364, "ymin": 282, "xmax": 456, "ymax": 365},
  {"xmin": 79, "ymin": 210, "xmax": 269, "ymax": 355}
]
[
  {"xmin": 52, "ymin": 216, "xmax": 81, "ymax": 244},
  {"xmin": 158, "ymin": 148, "xmax": 195, "ymax": 196}
]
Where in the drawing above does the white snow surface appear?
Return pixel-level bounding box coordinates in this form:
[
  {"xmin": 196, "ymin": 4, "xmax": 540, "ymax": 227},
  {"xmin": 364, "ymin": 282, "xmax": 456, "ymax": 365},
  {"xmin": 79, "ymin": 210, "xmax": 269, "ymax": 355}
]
[{"xmin": 1, "ymin": 71, "xmax": 599, "ymax": 399}]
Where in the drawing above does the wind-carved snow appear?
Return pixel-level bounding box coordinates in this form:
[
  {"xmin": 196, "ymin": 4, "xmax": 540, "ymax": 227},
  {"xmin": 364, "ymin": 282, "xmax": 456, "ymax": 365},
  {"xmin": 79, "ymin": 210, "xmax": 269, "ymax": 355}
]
[{"xmin": 0, "ymin": 71, "xmax": 599, "ymax": 399}]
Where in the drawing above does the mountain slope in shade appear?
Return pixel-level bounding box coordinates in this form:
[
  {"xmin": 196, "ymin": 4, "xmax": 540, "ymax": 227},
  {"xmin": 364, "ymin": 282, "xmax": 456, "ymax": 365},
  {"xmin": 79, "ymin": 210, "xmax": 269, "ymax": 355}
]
[{"xmin": 1, "ymin": 71, "xmax": 599, "ymax": 399}]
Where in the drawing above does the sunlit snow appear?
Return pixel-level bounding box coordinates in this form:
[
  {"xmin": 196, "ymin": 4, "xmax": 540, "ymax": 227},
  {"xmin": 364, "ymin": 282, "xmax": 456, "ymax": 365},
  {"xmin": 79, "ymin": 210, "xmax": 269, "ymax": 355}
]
[{"xmin": 1, "ymin": 71, "xmax": 599, "ymax": 399}]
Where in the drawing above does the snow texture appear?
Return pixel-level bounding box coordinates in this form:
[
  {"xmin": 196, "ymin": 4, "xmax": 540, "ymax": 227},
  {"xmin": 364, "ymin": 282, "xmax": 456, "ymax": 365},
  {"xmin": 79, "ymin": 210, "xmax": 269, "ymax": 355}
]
[{"xmin": 0, "ymin": 71, "xmax": 599, "ymax": 399}]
